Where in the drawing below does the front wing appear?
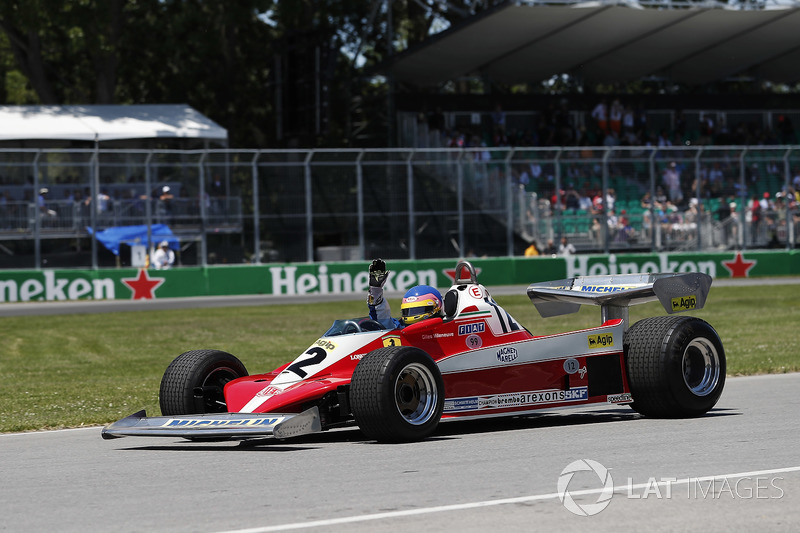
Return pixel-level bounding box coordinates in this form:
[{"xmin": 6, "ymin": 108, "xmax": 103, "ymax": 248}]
[{"xmin": 101, "ymin": 406, "xmax": 321, "ymax": 440}]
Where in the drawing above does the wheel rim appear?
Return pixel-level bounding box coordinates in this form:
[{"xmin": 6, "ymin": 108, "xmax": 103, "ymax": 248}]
[
  {"xmin": 394, "ymin": 362, "xmax": 438, "ymax": 425},
  {"xmin": 196, "ymin": 366, "xmax": 240, "ymax": 412},
  {"xmin": 681, "ymin": 337, "xmax": 721, "ymax": 397}
]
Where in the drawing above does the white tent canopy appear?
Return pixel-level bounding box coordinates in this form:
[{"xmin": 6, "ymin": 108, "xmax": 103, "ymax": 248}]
[{"xmin": 0, "ymin": 104, "xmax": 227, "ymax": 143}]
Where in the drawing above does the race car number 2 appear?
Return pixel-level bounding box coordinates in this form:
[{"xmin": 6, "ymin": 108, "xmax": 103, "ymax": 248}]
[{"xmin": 286, "ymin": 347, "xmax": 327, "ymax": 378}]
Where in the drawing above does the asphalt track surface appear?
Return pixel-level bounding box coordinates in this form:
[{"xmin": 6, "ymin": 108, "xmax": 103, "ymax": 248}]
[
  {"xmin": 2, "ymin": 277, "xmax": 799, "ymax": 532},
  {"xmin": 1, "ymin": 373, "xmax": 799, "ymax": 532}
]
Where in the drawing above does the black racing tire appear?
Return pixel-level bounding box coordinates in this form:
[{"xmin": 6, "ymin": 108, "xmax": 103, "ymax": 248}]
[
  {"xmin": 350, "ymin": 346, "xmax": 445, "ymax": 443},
  {"xmin": 159, "ymin": 349, "xmax": 248, "ymax": 416},
  {"xmin": 625, "ymin": 316, "xmax": 725, "ymax": 418}
]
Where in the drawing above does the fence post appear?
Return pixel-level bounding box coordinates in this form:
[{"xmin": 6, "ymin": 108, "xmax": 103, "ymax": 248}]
[
  {"xmin": 90, "ymin": 149, "xmax": 99, "ymax": 269},
  {"xmin": 356, "ymin": 150, "xmax": 365, "ymax": 260},
  {"xmin": 456, "ymin": 150, "xmax": 464, "ymax": 255},
  {"xmin": 145, "ymin": 151, "xmax": 154, "ymax": 256},
  {"xmin": 32, "ymin": 151, "xmax": 41, "ymax": 269},
  {"xmin": 505, "ymin": 148, "xmax": 514, "ymax": 257},
  {"xmin": 783, "ymin": 148, "xmax": 794, "ymax": 250},
  {"xmin": 739, "ymin": 148, "xmax": 749, "ymax": 249},
  {"xmin": 407, "ymin": 150, "xmax": 415, "ymax": 260},
  {"xmin": 198, "ymin": 151, "xmax": 208, "ymax": 267},
  {"xmin": 694, "ymin": 147, "xmax": 704, "ymax": 251},
  {"xmin": 602, "ymin": 147, "xmax": 611, "ymax": 255},
  {"xmin": 304, "ymin": 150, "xmax": 314, "ymax": 262},
  {"xmin": 251, "ymin": 151, "xmax": 261, "ymax": 264},
  {"xmin": 648, "ymin": 148, "xmax": 657, "ymax": 251}
]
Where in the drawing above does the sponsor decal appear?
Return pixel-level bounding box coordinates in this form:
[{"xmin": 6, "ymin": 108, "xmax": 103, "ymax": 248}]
[
  {"xmin": 580, "ymin": 285, "xmax": 637, "ymax": 293},
  {"xmin": 256, "ymin": 386, "xmax": 283, "ymax": 398},
  {"xmin": 269, "ymin": 264, "xmax": 437, "ymax": 295},
  {"xmin": 382, "ymin": 335, "xmax": 402, "ymax": 347},
  {"xmin": 315, "ymin": 339, "xmax": 336, "ymax": 351},
  {"xmin": 607, "ymin": 393, "xmax": 633, "ymax": 404},
  {"xmin": 350, "ymin": 354, "xmax": 364, "ymax": 361},
  {"xmin": 444, "ymin": 397, "xmax": 480, "ymax": 412},
  {"xmin": 465, "ymin": 334, "xmax": 482, "ymax": 349},
  {"xmin": 444, "ymin": 387, "xmax": 589, "ymax": 413},
  {"xmin": 162, "ymin": 417, "xmax": 284, "ymax": 427},
  {"xmin": 565, "ymin": 253, "xmax": 717, "ymax": 278},
  {"xmin": 496, "ymin": 346, "xmax": 518, "ymax": 362},
  {"xmin": 722, "ymin": 252, "xmax": 756, "ymax": 278},
  {"xmin": 121, "ymin": 269, "xmax": 165, "ymax": 300},
  {"xmin": 588, "ymin": 333, "xmax": 614, "ymax": 349},
  {"xmin": 671, "ymin": 295, "xmax": 697, "ymax": 312},
  {"xmin": 458, "ymin": 322, "xmax": 485, "ymax": 336},
  {"xmin": 468, "ymin": 286, "xmax": 483, "ymax": 299},
  {"xmin": 0, "ymin": 271, "xmax": 117, "ymax": 303}
]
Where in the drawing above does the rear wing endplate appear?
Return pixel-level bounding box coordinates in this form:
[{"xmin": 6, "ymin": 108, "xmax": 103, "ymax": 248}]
[{"xmin": 527, "ymin": 272, "xmax": 712, "ymax": 324}]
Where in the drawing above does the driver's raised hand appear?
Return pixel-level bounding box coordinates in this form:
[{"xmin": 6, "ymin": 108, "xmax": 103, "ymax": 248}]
[{"xmin": 369, "ymin": 259, "xmax": 389, "ymax": 288}]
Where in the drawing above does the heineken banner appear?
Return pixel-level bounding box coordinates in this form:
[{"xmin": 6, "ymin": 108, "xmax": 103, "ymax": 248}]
[{"xmin": 0, "ymin": 250, "xmax": 798, "ymax": 303}]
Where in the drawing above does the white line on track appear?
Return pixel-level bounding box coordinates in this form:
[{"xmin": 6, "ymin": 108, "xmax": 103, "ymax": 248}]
[{"xmin": 213, "ymin": 465, "xmax": 800, "ymax": 533}]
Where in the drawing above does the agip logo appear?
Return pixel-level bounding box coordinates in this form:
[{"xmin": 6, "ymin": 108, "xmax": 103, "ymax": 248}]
[
  {"xmin": 671, "ymin": 295, "xmax": 697, "ymax": 312},
  {"xmin": 587, "ymin": 333, "xmax": 614, "ymax": 349}
]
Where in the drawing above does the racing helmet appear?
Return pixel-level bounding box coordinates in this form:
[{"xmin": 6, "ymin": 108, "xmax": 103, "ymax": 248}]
[{"xmin": 400, "ymin": 285, "xmax": 442, "ymax": 325}]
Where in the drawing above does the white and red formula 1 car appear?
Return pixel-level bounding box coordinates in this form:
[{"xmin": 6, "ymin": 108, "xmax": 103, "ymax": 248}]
[{"xmin": 102, "ymin": 261, "xmax": 725, "ymax": 443}]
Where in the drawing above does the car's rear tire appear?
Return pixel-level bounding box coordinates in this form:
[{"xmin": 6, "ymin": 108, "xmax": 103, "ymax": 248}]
[
  {"xmin": 350, "ymin": 346, "xmax": 444, "ymax": 443},
  {"xmin": 625, "ymin": 316, "xmax": 725, "ymax": 417},
  {"xmin": 159, "ymin": 349, "xmax": 248, "ymax": 416}
]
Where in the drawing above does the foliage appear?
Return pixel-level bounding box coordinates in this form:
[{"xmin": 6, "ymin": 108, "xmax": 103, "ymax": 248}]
[{"xmin": 0, "ymin": 0, "xmax": 506, "ymax": 148}]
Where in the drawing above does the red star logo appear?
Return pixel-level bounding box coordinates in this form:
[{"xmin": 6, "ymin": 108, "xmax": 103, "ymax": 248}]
[
  {"xmin": 443, "ymin": 267, "xmax": 482, "ymax": 283},
  {"xmin": 122, "ymin": 269, "xmax": 165, "ymax": 299},
  {"xmin": 722, "ymin": 252, "xmax": 756, "ymax": 278}
]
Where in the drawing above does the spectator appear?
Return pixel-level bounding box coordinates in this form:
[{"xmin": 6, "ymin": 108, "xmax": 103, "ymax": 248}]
[
  {"xmin": 543, "ymin": 238, "xmax": 557, "ymax": 255},
  {"xmin": 524, "ymin": 241, "xmax": 540, "ymax": 257},
  {"xmin": 38, "ymin": 188, "xmax": 56, "ymax": 217},
  {"xmin": 152, "ymin": 241, "xmax": 176, "ymax": 270},
  {"xmin": 558, "ymin": 236, "xmax": 576, "ymax": 256},
  {"xmin": 609, "ymin": 99, "xmax": 623, "ymax": 135},
  {"xmin": 156, "ymin": 185, "xmax": 174, "ymax": 224},
  {"xmin": 491, "ymin": 103, "xmax": 506, "ymax": 139},
  {"xmin": 210, "ymin": 174, "xmax": 225, "ymax": 215},
  {"xmin": 663, "ymin": 162, "xmax": 683, "ymax": 205},
  {"xmin": 591, "ymin": 99, "xmax": 608, "ymax": 133}
]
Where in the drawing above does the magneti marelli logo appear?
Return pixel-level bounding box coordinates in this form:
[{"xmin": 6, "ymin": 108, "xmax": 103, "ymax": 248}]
[{"xmin": 557, "ymin": 459, "xmax": 614, "ymax": 516}]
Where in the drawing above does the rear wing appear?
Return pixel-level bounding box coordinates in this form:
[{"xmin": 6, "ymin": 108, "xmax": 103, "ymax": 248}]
[{"xmin": 527, "ymin": 272, "xmax": 712, "ymax": 327}]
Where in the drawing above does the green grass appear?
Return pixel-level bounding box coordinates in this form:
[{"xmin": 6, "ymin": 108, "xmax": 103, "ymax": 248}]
[{"xmin": 1, "ymin": 284, "xmax": 798, "ymax": 433}]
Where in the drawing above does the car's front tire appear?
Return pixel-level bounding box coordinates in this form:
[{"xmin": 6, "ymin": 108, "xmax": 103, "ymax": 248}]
[
  {"xmin": 625, "ymin": 316, "xmax": 725, "ymax": 417},
  {"xmin": 159, "ymin": 349, "xmax": 248, "ymax": 416},
  {"xmin": 350, "ymin": 346, "xmax": 444, "ymax": 443}
]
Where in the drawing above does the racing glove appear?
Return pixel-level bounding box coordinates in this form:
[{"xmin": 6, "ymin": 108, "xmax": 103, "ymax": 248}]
[
  {"xmin": 369, "ymin": 258, "xmax": 389, "ymax": 288},
  {"xmin": 367, "ymin": 259, "xmax": 394, "ymax": 328}
]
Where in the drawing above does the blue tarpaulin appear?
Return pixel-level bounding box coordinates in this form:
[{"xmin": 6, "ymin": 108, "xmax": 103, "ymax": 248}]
[{"xmin": 87, "ymin": 225, "xmax": 179, "ymax": 256}]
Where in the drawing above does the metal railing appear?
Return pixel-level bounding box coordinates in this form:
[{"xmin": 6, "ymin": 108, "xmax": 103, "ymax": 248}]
[{"xmin": 0, "ymin": 146, "xmax": 798, "ymax": 269}]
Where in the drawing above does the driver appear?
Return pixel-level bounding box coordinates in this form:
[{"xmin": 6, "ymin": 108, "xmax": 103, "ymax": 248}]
[{"xmin": 367, "ymin": 258, "xmax": 443, "ymax": 330}]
